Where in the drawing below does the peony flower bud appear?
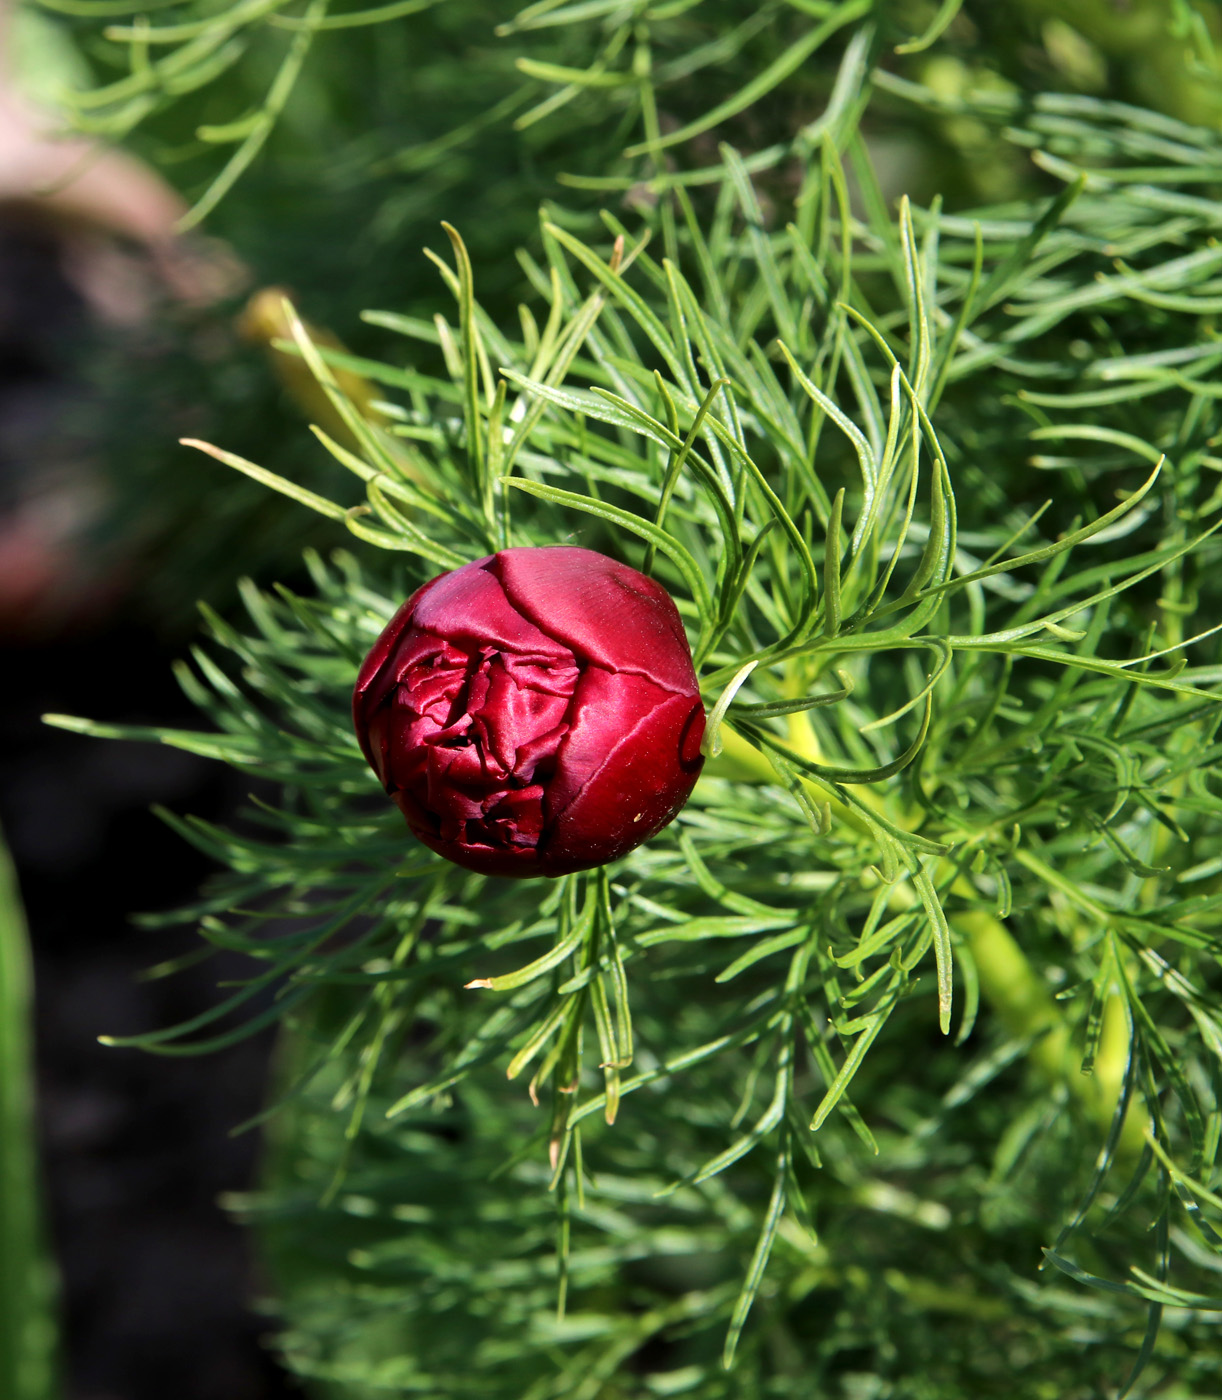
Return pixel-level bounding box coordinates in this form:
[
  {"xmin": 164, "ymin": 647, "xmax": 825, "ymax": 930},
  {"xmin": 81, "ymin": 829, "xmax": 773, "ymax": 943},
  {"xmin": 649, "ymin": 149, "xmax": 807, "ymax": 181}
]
[{"xmin": 353, "ymin": 546, "xmax": 706, "ymax": 877}]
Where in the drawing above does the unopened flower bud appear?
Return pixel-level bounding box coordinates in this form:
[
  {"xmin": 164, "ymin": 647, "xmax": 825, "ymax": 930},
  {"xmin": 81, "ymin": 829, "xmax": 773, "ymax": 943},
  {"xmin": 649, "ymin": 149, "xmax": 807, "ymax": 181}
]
[{"xmin": 353, "ymin": 546, "xmax": 705, "ymax": 877}]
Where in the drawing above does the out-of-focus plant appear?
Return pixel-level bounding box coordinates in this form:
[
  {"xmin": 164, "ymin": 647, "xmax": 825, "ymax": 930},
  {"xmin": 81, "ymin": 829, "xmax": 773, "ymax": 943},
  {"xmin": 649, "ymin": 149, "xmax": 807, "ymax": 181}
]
[{"xmin": 0, "ymin": 832, "xmax": 60, "ymax": 1400}]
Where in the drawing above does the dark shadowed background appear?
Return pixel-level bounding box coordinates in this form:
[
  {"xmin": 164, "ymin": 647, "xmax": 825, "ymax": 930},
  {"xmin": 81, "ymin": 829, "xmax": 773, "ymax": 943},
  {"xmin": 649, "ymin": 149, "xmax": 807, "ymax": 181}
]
[{"xmin": 0, "ymin": 217, "xmax": 295, "ymax": 1400}]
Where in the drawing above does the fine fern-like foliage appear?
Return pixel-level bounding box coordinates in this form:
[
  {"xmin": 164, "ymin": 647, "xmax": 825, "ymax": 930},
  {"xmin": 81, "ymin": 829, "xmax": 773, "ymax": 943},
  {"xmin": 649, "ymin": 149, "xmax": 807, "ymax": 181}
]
[
  {"xmin": 38, "ymin": 0, "xmax": 886, "ymax": 229},
  {"xmin": 40, "ymin": 0, "xmax": 1222, "ymax": 623},
  {"xmin": 42, "ymin": 9, "xmax": 1222, "ymax": 1397}
]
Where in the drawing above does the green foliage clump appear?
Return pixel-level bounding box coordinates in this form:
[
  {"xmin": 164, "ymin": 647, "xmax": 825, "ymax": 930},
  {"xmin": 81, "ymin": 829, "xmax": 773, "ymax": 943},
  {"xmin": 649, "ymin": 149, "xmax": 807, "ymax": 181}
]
[{"xmin": 42, "ymin": 3, "xmax": 1222, "ymax": 1396}]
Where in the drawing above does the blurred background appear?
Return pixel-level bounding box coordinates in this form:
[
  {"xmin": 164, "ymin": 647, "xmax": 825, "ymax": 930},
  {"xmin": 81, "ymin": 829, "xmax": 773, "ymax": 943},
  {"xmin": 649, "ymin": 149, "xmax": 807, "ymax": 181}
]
[
  {"xmin": 0, "ymin": 9, "xmax": 292, "ymax": 1389},
  {"xmin": 4, "ymin": 0, "xmax": 1221, "ymax": 1394}
]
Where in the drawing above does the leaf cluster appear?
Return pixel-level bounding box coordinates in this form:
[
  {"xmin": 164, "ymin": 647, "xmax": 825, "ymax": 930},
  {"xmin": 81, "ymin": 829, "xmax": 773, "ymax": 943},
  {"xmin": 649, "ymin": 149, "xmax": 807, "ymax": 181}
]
[{"xmin": 44, "ymin": 14, "xmax": 1222, "ymax": 1399}]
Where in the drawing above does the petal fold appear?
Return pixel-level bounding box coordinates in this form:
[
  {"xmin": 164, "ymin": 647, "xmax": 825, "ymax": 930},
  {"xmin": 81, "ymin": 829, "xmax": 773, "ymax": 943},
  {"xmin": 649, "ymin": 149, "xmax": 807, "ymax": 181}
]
[{"xmin": 493, "ymin": 547, "xmax": 699, "ymax": 696}]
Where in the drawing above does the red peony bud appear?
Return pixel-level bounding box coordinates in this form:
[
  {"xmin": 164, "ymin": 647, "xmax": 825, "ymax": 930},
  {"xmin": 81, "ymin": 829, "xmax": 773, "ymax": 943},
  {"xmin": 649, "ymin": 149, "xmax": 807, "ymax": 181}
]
[{"xmin": 353, "ymin": 546, "xmax": 706, "ymax": 877}]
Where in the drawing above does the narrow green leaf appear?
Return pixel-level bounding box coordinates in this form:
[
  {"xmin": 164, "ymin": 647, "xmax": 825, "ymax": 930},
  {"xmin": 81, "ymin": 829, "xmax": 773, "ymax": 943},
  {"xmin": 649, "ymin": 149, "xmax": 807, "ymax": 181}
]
[
  {"xmin": 622, "ymin": 0, "xmax": 872, "ymax": 156},
  {"xmin": 179, "ymin": 438, "xmax": 347, "ymax": 520}
]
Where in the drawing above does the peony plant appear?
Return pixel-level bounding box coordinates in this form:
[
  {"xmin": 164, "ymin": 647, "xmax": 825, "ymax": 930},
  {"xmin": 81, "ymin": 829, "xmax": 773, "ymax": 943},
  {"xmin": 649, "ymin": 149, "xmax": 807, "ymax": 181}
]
[{"xmin": 39, "ymin": 4, "xmax": 1222, "ymax": 1398}]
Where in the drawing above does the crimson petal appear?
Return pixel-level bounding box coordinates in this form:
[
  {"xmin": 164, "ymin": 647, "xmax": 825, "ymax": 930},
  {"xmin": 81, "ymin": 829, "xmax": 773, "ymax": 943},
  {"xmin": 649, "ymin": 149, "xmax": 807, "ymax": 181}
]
[
  {"xmin": 412, "ymin": 556, "xmax": 570, "ymax": 659},
  {"xmin": 493, "ymin": 547, "xmax": 698, "ymax": 695},
  {"xmin": 543, "ymin": 669, "xmax": 704, "ymax": 872}
]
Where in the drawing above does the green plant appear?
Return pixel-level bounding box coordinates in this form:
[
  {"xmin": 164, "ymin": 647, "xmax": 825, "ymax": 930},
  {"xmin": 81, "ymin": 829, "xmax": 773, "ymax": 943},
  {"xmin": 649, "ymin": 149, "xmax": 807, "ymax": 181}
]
[{"xmin": 41, "ymin": 5, "xmax": 1222, "ymax": 1396}]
